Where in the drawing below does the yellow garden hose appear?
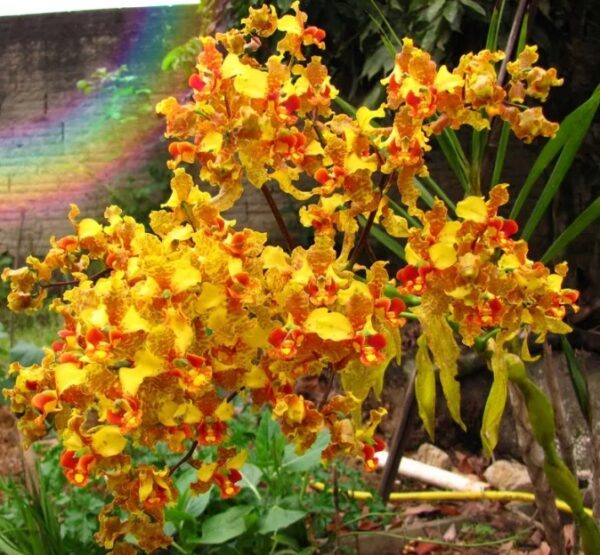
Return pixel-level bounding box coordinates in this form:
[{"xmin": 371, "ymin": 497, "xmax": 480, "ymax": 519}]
[{"xmin": 309, "ymin": 481, "xmax": 594, "ymax": 518}]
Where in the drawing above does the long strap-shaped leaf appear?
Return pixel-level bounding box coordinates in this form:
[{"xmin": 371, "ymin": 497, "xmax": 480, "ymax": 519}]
[
  {"xmin": 511, "ymin": 84, "xmax": 600, "ymax": 231},
  {"xmin": 485, "ymin": 0, "xmax": 507, "ymax": 51},
  {"xmin": 560, "ymin": 335, "xmax": 590, "ymax": 423},
  {"xmin": 386, "ymin": 197, "xmax": 422, "ymax": 228},
  {"xmin": 542, "ymin": 197, "xmax": 600, "ymax": 263},
  {"xmin": 508, "ymin": 356, "xmax": 600, "ymax": 553},
  {"xmin": 435, "ymin": 128, "xmax": 470, "ymax": 192},
  {"xmin": 357, "ymin": 216, "xmax": 405, "ymax": 261},
  {"xmin": 419, "ymin": 175, "xmax": 457, "ymax": 214}
]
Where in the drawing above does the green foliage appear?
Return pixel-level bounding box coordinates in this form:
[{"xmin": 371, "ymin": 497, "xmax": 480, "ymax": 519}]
[
  {"xmin": 35, "ymin": 444, "xmax": 105, "ymax": 554},
  {"xmin": 0, "ymin": 468, "xmax": 66, "ymax": 555},
  {"xmin": 512, "ymin": 84, "xmax": 600, "ymax": 240},
  {"xmin": 560, "ymin": 336, "xmax": 591, "ymax": 423},
  {"xmin": 77, "ymin": 65, "xmax": 152, "ymax": 121},
  {"xmin": 161, "ymin": 406, "xmax": 386, "ymax": 554},
  {"xmin": 161, "ymin": 36, "xmax": 202, "ymax": 75}
]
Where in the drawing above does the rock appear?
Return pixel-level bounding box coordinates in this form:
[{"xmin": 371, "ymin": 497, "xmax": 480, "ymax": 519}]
[
  {"xmin": 413, "ymin": 443, "xmax": 453, "ymax": 470},
  {"xmin": 484, "ymin": 460, "xmax": 533, "ymax": 492}
]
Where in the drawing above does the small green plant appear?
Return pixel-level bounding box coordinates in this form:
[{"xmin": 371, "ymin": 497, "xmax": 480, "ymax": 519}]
[{"xmin": 0, "ymin": 470, "xmax": 65, "ymax": 555}]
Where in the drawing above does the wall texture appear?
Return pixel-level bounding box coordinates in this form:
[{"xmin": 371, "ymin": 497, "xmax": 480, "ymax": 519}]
[{"xmin": 0, "ymin": 5, "xmax": 297, "ymax": 262}]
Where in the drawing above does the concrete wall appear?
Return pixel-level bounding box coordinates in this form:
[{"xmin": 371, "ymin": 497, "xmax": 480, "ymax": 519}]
[{"xmin": 0, "ymin": 5, "xmax": 296, "ymax": 261}]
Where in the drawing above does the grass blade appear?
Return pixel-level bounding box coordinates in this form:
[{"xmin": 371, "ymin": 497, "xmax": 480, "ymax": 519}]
[
  {"xmin": 358, "ymin": 216, "xmax": 405, "ymax": 260},
  {"xmin": 413, "ymin": 178, "xmax": 434, "ymax": 208},
  {"xmin": 333, "ymin": 96, "xmax": 357, "ymax": 117},
  {"xmin": 368, "ymin": 0, "xmax": 402, "ymax": 47},
  {"xmin": 435, "ymin": 130, "xmax": 470, "ymax": 192},
  {"xmin": 386, "ymin": 197, "xmax": 422, "ymax": 228},
  {"xmin": 489, "ymin": 121, "xmax": 510, "ymax": 187},
  {"xmin": 560, "ymin": 336, "xmax": 590, "ymax": 423},
  {"xmin": 420, "ymin": 175, "xmax": 456, "ymax": 214},
  {"xmin": 485, "ymin": 0, "xmax": 507, "ymax": 51},
  {"xmin": 511, "ymin": 84, "xmax": 600, "ymax": 222},
  {"xmin": 541, "ymin": 198, "xmax": 600, "ymax": 263},
  {"xmin": 521, "ymin": 122, "xmax": 596, "ymax": 241},
  {"xmin": 367, "ymin": 12, "xmax": 398, "ymax": 57}
]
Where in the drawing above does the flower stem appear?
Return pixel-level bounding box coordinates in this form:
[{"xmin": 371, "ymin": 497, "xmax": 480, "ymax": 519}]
[
  {"xmin": 168, "ymin": 440, "xmax": 198, "ymax": 476},
  {"xmin": 261, "ymin": 184, "xmax": 296, "ymax": 252}
]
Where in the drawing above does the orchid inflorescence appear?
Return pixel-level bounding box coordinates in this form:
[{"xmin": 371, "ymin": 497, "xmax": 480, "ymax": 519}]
[{"xmin": 2, "ymin": 2, "xmax": 576, "ymax": 552}]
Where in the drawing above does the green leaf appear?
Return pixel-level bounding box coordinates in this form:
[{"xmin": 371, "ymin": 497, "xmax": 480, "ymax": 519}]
[
  {"xmin": 359, "ymin": 218, "xmax": 406, "ymax": 261},
  {"xmin": 282, "ymin": 429, "xmax": 330, "ymax": 472},
  {"xmin": 443, "ymin": 2, "xmax": 460, "ymax": 27},
  {"xmin": 419, "ymin": 175, "xmax": 456, "ymax": 214},
  {"xmin": 239, "ymin": 463, "xmax": 263, "ymax": 501},
  {"xmin": 511, "ymin": 84, "xmax": 600, "ymax": 225},
  {"xmin": 239, "ymin": 463, "xmax": 263, "ymax": 488},
  {"xmin": 489, "ymin": 121, "xmax": 511, "ymax": 188},
  {"xmin": 413, "ymin": 178, "xmax": 434, "ymax": 208},
  {"xmin": 10, "ymin": 341, "xmax": 44, "ymax": 366},
  {"xmin": 542, "ymin": 198, "xmax": 600, "ymax": 263},
  {"xmin": 386, "ymin": 197, "xmax": 422, "ymax": 228},
  {"xmin": 485, "ymin": 0, "xmax": 506, "ymax": 50},
  {"xmin": 333, "ymin": 96, "xmax": 357, "ymax": 117},
  {"xmin": 161, "ymin": 45, "xmax": 187, "ymax": 72},
  {"xmin": 415, "ymin": 335, "xmax": 436, "ymax": 440},
  {"xmin": 197, "ymin": 505, "xmax": 254, "ymax": 544},
  {"xmin": 258, "ymin": 506, "xmax": 306, "ymax": 535},
  {"xmin": 174, "ymin": 467, "xmax": 197, "ymax": 493},
  {"xmin": 560, "ymin": 336, "xmax": 590, "ymax": 423},
  {"xmin": 368, "ymin": 0, "xmax": 402, "ymax": 47},
  {"xmin": 460, "ymin": 0, "xmax": 486, "ymax": 16},
  {"xmin": 435, "ymin": 129, "xmax": 470, "ymax": 191},
  {"xmin": 185, "ymin": 491, "xmax": 211, "ymax": 518},
  {"xmin": 254, "ymin": 409, "xmax": 286, "ymax": 470},
  {"xmin": 481, "ymin": 349, "xmax": 509, "ymax": 455},
  {"xmin": 425, "ymin": 0, "xmax": 445, "ymax": 21}
]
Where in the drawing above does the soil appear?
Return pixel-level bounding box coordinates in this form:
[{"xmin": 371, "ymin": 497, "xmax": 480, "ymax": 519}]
[{"xmin": 0, "ymin": 405, "xmax": 21, "ymax": 477}]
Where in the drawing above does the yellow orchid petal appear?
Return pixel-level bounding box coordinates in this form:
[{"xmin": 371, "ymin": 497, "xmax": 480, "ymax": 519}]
[
  {"xmin": 405, "ymin": 243, "xmax": 422, "ymax": 266},
  {"xmin": 121, "ymin": 306, "xmax": 151, "ymax": 333},
  {"xmin": 429, "ymin": 242, "xmax": 457, "ymax": 270},
  {"xmin": 197, "ymin": 283, "xmax": 225, "ymax": 311},
  {"xmin": 199, "ymin": 131, "xmax": 223, "ymax": 153},
  {"xmin": 215, "ymin": 401, "xmax": 234, "ymax": 421},
  {"xmin": 356, "ymin": 105, "xmax": 385, "ymax": 132},
  {"xmin": 244, "ymin": 365, "xmax": 269, "ymax": 389},
  {"xmin": 119, "ymin": 349, "xmax": 164, "ymax": 395},
  {"xmin": 262, "ymin": 246, "xmax": 290, "ymax": 270},
  {"xmin": 78, "ymin": 218, "xmax": 103, "ymax": 239},
  {"xmin": 277, "ymin": 14, "xmax": 302, "ymax": 34},
  {"xmin": 183, "ymin": 404, "xmax": 202, "ymax": 424},
  {"xmin": 55, "ymin": 363, "xmax": 86, "ymax": 394},
  {"xmin": 91, "ymin": 425, "xmax": 127, "ymax": 457},
  {"xmin": 304, "ymin": 308, "xmax": 354, "ymax": 341},
  {"xmin": 456, "ymin": 196, "xmax": 488, "ymax": 223},
  {"xmin": 226, "ymin": 450, "xmax": 247, "ymax": 470},
  {"xmin": 434, "ymin": 65, "xmax": 464, "ymax": 92},
  {"xmin": 235, "ymin": 66, "xmax": 268, "ymax": 99},
  {"xmin": 158, "ymin": 400, "xmax": 179, "ymax": 427},
  {"xmin": 197, "ymin": 462, "xmax": 217, "ymax": 482}
]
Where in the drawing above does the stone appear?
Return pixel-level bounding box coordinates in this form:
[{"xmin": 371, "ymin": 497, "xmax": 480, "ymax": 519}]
[
  {"xmin": 484, "ymin": 460, "xmax": 533, "ymax": 492},
  {"xmin": 413, "ymin": 442, "xmax": 453, "ymax": 470}
]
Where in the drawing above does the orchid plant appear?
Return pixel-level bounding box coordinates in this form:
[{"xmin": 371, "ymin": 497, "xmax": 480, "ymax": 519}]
[{"xmin": 3, "ymin": 2, "xmax": 599, "ymax": 553}]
